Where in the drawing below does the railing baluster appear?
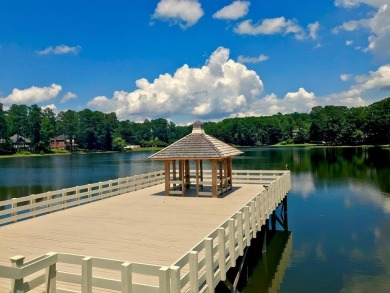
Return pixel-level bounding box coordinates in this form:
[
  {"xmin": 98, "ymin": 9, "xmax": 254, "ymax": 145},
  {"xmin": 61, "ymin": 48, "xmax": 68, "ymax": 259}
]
[
  {"xmin": 228, "ymin": 219, "xmax": 236, "ymax": 267},
  {"xmin": 10, "ymin": 255, "xmax": 25, "ymax": 293},
  {"xmin": 82, "ymin": 257, "xmax": 92, "ymax": 293},
  {"xmin": 189, "ymin": 251, "xmax": 199, "ymax": 293},
  {"xmin": 205, "ymin": 238, "xmax": 214, "ymax": 292},
  {"xmin": 218, "ymin": 228, "xmax": 226, "ymax": 281},
  {"xmin": 170, "ymin": 266, "xmax": 180, "ymax": 293},
  {"xmin": 121, "ymin": 262, "xmax": 132, "ymax": 293}
]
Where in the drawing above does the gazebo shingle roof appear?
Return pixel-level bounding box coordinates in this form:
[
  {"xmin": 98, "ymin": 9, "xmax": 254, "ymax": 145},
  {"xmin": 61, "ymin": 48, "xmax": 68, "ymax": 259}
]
[{"xmin": 149, "ymin": 121, "xmax": 242, "ymax": 160}]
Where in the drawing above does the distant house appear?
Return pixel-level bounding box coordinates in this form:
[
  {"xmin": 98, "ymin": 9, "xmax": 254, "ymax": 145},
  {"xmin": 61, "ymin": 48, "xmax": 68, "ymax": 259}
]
[
  {"xmin": 124, "ymin": 145, "xmax": 140, "ymax": 151},
  {"xmin": 10, "ymin": 134, "xmax": 31, "ymax": 149},
  {"xmin": 50, "ymin": 134, "xmax": 78, "ymax": 150}
]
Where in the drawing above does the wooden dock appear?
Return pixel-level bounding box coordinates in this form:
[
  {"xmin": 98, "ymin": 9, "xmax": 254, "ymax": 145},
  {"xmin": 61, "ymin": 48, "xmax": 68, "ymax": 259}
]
[{"xmin": 0, "ymin": 170, "xmax": 290, "ymax": 293}]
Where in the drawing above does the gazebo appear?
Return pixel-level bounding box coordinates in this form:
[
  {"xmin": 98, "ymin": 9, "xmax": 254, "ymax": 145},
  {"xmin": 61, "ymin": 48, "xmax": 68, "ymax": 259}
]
[{"xmin": 149, "ymin": 121, "xmax": 242, "ymax": 197}]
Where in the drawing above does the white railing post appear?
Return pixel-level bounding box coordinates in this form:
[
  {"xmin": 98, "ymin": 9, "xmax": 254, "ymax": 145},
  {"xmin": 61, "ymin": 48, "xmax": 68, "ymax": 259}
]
[
  {"xmin": 255, "ymin": 196, "xmax": 261, "ymax": 231},
  {"xmin": 30, "ymin": 195, "xmax": 35, "ymax": 218},
  {"xmin": 99, "ymin": 183, "xmax": 103, "ymax": 199},
  {"xmin": 87, "ymin": 185, "xmax": 92, "ymax": 202},
  {"xmin": 45, "ymin": 252, "xmax": 57, "ymax": 293},
  {"xmin": 237, "ymin": 212, "xmax": 244, "ymax": 256},
  {"xmin": 159, "ymin": 266, "xmax": 170, "ymax": 293},
  {"xmin": 250, "ymin": 201, "xmax": 256, "ymax": 238},
  {"xmin": 61, "ymin": 192, "xmax": 66, "ymax": 210},
  {"xmin": 109, "ymin": 180, "xmax": 113, "ymax": 197},
  {"xmin": 11, "ymin": 198, "xmax": 17, "ymax": 223},
  {"xmin": 218, "ymin": 228, "xmax": 226, "ymax": 281},
  {"xmin": 76, "ymin": 187, "xmax": 80, "ymax": 205},
  {"xmin": 189, "ymin": 251, "xmax": 199, "ymax": 293},
  {"xmin": 82, "ymin": 257, "xmax": 92, "ymax": 293},
  {"xmin": 228, "ymin": 219, "xmax": 236, "ymax": 267},
  {"xmin": 244, "ymin": 206, "xmax": 251, "ymax": 246},
  {"xmin": 170, "ymin": 266, "xmax": 180, "ymax": 293},
  {"xmin": 205, "ymin": 238, "xmax": 214, "ymax": 292},
  {"xmin": 121, "ymin": 262, "xmax": 132, "ymax": 293},
  {"xmin": 10, "ymin": 255, "xmax": 24, "ymax": 293}
]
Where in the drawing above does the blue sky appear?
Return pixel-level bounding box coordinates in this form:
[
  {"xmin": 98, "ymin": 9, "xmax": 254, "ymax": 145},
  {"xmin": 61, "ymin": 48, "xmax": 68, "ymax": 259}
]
[{"xmin": 0, "ymin": 0, "xmax": 389, "ymax": 123}]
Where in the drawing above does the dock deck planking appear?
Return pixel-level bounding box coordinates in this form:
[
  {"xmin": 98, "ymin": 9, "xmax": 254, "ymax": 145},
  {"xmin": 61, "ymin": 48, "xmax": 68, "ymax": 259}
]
[{"xmin": 0, "ymin": 183, "xmax": 264, "ymax": 291}]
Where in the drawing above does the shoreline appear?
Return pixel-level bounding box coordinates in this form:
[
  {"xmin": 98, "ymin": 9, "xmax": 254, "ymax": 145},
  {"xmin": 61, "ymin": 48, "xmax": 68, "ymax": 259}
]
[
  {"xmin": 0, "ymin": 147, "xmax": 163, "ymax": 159},
  {"xmin": 1, "ymin": 144, "xmax": 388, "ymax": 159}
]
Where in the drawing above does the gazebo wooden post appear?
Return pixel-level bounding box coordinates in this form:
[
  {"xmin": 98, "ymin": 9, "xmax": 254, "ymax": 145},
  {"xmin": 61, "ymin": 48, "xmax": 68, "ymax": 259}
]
[
  {"xmin": 219, "ymin": 160, "xmax": 223, "ymax": 194},
  {"xmin": 164, "ymin": 161, "xmax": 170, "ymax": 196},
  {"xmin": 195, "ymin": 160, "xmax": 200, "ymax": 197},
  {"xmin": 200, "ymin": 160, "xmax": 204, "ymax": 190},
  {"xmin": 180, "ymin": 160, "xmax": 185, "ymax": 196},
  {"xmin": 172, "ymin": 160, "xmax": 176, "ymax": 189},
  {"xmin": 228, "ymin": 157, "xmax": 233, "ymax": 186},
  {"xmin": 185, "ymin": 160, "xmax": 190, "ymax": 190},
  {"xmin": 224, "ymin": 158, "xmax": 228, "ymax": 190},
  {"xmin": 211, "ymin": 160, "xmax": 217, "ymax": 197}
]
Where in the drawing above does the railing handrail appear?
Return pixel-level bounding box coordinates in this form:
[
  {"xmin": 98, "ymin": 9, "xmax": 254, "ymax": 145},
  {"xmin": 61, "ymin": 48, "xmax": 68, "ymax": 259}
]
[
  {"xmin": 170, "ymin": 170, "xmax": 291, "ymax": 292},
  {"xmin": 0, "ymin": 170, "xmax": 165, "ymax": 226}
]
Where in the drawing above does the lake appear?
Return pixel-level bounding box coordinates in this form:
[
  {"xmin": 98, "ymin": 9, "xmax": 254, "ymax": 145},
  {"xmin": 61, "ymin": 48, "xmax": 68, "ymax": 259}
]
[{"xmin": 0, "ymin": 147, "xmax": 389, "ymax": 292}]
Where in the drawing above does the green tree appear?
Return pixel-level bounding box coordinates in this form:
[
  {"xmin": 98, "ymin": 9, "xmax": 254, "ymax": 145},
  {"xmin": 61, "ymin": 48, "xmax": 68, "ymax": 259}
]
[
  {"xmin": 6, "ymin": 104, "xmax": 28, "ymax": 149},
  {"xmin": 40, "ymin": 108, "xmax": 57, "ymax": 150},
  {"xmin": 57, "ymin": 110, "xmax": 79, "ymax": 150},
  {"xmin": 112, "ymin": 136, "xmax": 127, "ymax": 151},
  {"xmin": 0, "ymin": 103, "xmax": 11, "ymax": 152},
  {"xmin": 0, "ymin": 103, "xmax": 8, "ymax": 140},
  {"xmin": 28, "ymin": 105, "xmax": 42, "ymax": 152},
  {"xmin": 364, "ymin": 97, "xmax": 390, "ymax": 145}
]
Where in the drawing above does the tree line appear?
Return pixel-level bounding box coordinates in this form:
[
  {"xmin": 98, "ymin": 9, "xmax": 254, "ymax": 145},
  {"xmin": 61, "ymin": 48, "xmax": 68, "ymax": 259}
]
[
  {"xmin": 204, "ymin": 97, "xmax": 389, "ymax": 146},
  {"xmin": 0, "ymin": 97, "xmax": 389, "ymax": 154}
]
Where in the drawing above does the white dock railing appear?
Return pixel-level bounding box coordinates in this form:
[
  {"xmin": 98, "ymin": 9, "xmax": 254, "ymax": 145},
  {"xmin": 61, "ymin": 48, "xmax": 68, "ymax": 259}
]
[
  {"xmin": 170, "ymin": 170, "xmax": 290, "ymax": 293},
  {"xmin": 0, "ymin": 170, "xmax": 291, "ymax": 293},
  {"xmin": 0, "ymin": 170, "xmax": 165, "ymax": 226}
]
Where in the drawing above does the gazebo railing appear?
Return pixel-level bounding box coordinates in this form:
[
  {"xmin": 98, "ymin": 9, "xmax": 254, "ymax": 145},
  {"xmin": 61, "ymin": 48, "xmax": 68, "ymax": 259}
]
[{"xmin": 168, "ymin": 169, "xmax": 287, "ymax": 197}]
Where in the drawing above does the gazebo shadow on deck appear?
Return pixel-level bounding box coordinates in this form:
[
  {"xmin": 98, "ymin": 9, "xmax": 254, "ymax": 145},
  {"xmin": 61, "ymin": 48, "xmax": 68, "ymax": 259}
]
[{"xmin": 152, "ymin": 186, "xmax": 242, "ymax": 198}]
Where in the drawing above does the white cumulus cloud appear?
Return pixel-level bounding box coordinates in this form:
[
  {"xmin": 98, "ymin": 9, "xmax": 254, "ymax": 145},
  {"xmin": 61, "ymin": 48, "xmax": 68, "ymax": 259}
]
[
  {"xmin": 37, "ymin": 45, "xmax": 81, "ymax": 55},
  {"xmin": 61, "ymin": 92, "xmax": 78, "ymax": 104},
  {"xmin": 334, "ymin": 0, "xmax": 386, "ymax": 8},
  {"xmin": 333, "ymin": 1, "xmax": 390, "ymax": 56},
  {"xmin": 152, "ymin": 0, "xmax": 204, "ymax": 29},
  {"xmin": 0, "ymin": 84, "xmax": 62, "ymax": 105},
  {"xmin": 340, "ymin": 74, "xmax": 352, "ymax": 81},
  {"xmin": 213, "ymin": 1, "xmax": 250, "ymax": 20},
  {"xmin": 234, "ymin": 17, "xmax": 306, "ymax": 40},
  {"xmin": 353, "ymin": 64, "xmax": 390, "ymax": 90},
  {"xmin": 235, "ymin": 87, "xmax": 317, "ymax": 116},
  {"xmin": 308, "ymin": 21, "xmax": 320, "ymax": 40},
  {"xmin": 238, "ymin": 54, "xmax": 269, "ymax": 63},
  {"xmin": 87, "ymin": 47, "xmax": 264, "ymax": 122},
  {"xmin": 323, "ymin": 64, "xmax": 390, "ymax": 106},
  {"xmin": 41, "ymin": 104, "xmax": 57, "ymax": 113}
]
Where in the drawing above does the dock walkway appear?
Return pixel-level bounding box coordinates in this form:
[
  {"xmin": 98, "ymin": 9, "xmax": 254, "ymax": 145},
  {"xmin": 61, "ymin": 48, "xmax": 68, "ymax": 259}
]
[{"xmin": 0, "ymin": 170, "xmax": 290, "ymax": 293}]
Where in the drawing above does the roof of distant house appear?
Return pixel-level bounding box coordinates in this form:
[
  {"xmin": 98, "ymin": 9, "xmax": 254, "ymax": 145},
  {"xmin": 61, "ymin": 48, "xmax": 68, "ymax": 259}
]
[
  {"xmin": 10, "ymin": 134, "xmax": 31, "ymax": 144},
  {"xmin": 51, "ymin": 134, "xmax": 68, "ymax": 141}
]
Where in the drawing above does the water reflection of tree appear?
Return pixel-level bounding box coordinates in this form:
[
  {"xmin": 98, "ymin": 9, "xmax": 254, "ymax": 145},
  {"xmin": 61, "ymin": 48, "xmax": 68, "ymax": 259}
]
[
  {"xmin": 236, "ymin": 147, "xmax": 389, "ymax": 194},
  {"xmin": 307, "ymin": 148, "xmax": 389, "ymax": 194}
]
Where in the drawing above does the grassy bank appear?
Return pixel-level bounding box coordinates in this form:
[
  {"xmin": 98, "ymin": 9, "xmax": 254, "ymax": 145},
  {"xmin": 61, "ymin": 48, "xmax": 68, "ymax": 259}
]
[{"xmin": 0, "ymin": 147, "xmax": 163, "ymax": 159}]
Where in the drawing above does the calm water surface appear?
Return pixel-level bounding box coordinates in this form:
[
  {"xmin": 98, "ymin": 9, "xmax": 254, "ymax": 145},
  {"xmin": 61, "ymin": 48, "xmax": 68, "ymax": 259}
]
[{"xmin": 0, "ymin": 147, "xmax": 389, "ymax": 292}]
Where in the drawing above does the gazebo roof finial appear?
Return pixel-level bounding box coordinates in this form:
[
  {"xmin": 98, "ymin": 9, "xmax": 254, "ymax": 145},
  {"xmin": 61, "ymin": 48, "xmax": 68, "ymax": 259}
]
[{"xmin": 192, "ymin": 120, "xmax": 205, "ymax": 134}]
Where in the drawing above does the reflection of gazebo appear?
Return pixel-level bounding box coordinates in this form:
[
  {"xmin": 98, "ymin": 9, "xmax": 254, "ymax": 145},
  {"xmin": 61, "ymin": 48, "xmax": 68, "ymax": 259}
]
[{"xmin": 149, "ymin": 121, "xmax": 242, "ymax": 197}]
